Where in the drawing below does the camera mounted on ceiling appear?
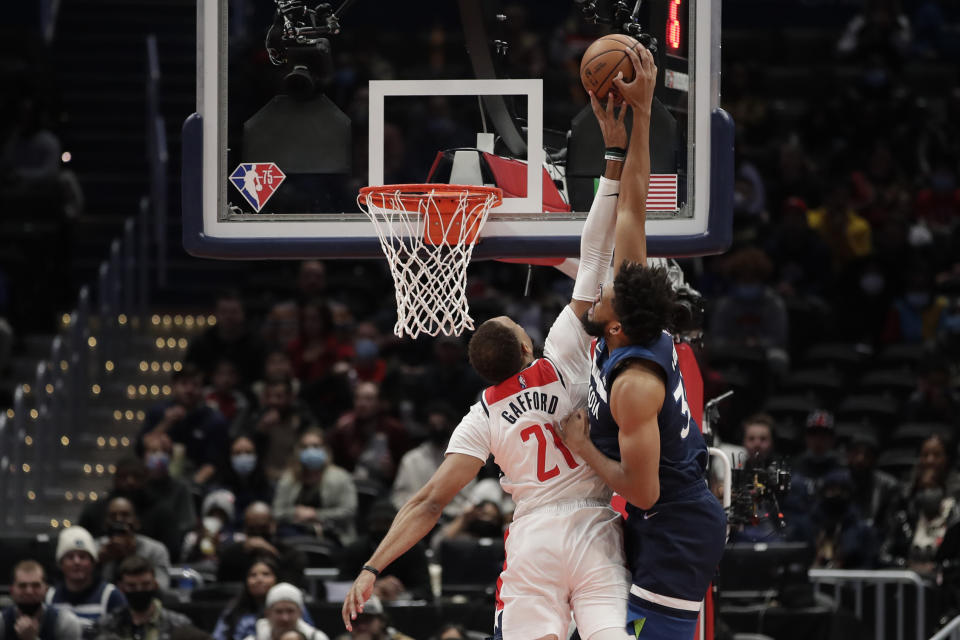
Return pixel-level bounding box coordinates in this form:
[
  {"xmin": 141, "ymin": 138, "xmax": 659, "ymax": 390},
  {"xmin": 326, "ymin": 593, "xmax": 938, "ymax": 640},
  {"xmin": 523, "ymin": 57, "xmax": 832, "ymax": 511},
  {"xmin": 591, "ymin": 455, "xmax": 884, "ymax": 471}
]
[
  {"xmin": 573, "ymin": 0, "xmax": 659, "ymax": 54},
  {"xmin": 266, "ymin": 0, "xmax": 356, "ymax": 99}
]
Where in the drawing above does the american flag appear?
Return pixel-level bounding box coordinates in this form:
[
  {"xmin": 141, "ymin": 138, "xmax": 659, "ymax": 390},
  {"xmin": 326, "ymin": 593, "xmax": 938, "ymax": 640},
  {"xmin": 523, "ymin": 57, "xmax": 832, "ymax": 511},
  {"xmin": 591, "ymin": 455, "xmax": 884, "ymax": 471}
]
[{"xmin": 647, "ymin": 174, "xmax": 678, "ymax": 211}]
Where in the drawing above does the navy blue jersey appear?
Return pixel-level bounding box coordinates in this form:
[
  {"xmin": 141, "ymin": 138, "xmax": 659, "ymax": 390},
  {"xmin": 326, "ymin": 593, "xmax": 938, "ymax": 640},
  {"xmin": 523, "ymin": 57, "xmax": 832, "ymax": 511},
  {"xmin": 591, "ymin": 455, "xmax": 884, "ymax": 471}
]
[
  {"xmin": 586, "ymin": 331, "xmax": 726, "ymax": 627},
  {"xmin": 587, "ymin": 331, "xmax": 708, "ymax": 503}
]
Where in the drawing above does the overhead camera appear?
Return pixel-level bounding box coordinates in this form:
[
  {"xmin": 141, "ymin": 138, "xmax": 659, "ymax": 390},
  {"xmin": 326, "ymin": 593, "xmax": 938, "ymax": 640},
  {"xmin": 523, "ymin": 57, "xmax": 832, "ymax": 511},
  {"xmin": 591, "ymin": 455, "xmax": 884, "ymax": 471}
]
[
  {"xmin": 266, "ymin": 0, "xmax": 346, "ymax": 99},
  {"xmin": 574, "ymin": 0, "xmax": 659, "ymax": 55},
  {"xmin": 241, "ymin": 0, "xmax": 354, "ymax": 179}
]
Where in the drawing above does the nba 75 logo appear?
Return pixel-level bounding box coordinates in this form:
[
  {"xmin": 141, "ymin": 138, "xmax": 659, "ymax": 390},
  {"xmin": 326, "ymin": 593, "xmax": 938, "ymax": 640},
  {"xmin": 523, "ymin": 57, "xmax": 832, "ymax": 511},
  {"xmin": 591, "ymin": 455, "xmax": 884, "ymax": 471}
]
[{"xmin": 229, "ymin": 163, "xmax": 286, "ymax": 212}]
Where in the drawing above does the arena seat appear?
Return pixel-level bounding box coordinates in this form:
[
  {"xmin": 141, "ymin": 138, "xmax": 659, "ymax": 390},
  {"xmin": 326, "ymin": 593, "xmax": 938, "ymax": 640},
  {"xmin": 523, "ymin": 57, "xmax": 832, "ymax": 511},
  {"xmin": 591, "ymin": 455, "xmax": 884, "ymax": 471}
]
[
  {"xmin": 876, "ymin": 343, "xmax": 926, "ymax": 370},
  {"xmin": 833, "ymin": 422, "xmax": 882, "ymax": 448},
  {"xmin": 706, "ymin": 346, "xmax": 772, "ymax": 404},
  {"xmin": 857, "ymin": 369, "xmax": 918, "ymax": 400},
  {"xmin": 186, "ymin": 581, "xmax": 243, "ymax": 603},
  {"xmin": 888, "ymin": 422, "xmax": 952, "ymax": 450},
  {"xmin": 876, "ymin": 448, "xmax": 917, "ymax": 481},
  {"xmin": 762, "ymin": 394, "xmax": 819, "ymax": 425},
  {"xmin": 801, "ymin": 342, "xmax": 873, "ymax": 377},
  {"xmin": 835, "ymin": 394, "xmax": 901, "ymax": 429},
  {"xmin": 780, "ymin": 368, "xmax": 845, "ymax": 409},
  {"xmin": 438, "ymin": 537, "xmax": 504, "ymax": 597}
]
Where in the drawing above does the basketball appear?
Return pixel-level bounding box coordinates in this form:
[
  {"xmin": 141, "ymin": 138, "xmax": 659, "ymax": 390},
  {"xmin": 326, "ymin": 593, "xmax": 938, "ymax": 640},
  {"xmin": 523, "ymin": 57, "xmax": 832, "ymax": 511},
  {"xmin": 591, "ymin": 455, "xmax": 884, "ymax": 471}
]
[{"xmin": 579, "ymin": 34, "xmax": 641, "ymax": 100}]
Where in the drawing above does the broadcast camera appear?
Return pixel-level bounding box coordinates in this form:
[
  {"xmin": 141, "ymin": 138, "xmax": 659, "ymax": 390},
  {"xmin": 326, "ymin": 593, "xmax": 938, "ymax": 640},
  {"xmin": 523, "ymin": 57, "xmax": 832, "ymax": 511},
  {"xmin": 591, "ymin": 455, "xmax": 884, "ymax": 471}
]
[
  {"xmin": 265, "ymin": 0, "xmax": 352, "ymax": 98},
  {"xmin": 728, "ymin": 458, "xmax": 792, "ymax": 529},
  {"xmin": 574, "ymin": 0, "xmax": 661, "ymax": 54},
  {"xmin": 243, "ymin": 0, "xmax": 354, "ymax": 177}
]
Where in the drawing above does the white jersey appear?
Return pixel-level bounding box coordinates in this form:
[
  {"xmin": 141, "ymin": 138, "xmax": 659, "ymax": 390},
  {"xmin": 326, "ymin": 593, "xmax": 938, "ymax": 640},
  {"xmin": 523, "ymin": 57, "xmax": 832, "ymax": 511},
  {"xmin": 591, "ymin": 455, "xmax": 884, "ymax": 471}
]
[{"xmin": 447, "ymin": 306, "xmax": 611, "ymax": 517}]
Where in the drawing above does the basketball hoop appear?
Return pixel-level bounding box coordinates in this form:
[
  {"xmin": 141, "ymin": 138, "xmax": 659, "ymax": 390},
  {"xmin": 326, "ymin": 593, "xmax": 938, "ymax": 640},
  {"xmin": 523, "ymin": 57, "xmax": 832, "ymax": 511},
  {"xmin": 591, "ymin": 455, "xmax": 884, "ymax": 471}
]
[{"xmin": 358, "ymin": 184, "xmax": 502, "ymax": 338}]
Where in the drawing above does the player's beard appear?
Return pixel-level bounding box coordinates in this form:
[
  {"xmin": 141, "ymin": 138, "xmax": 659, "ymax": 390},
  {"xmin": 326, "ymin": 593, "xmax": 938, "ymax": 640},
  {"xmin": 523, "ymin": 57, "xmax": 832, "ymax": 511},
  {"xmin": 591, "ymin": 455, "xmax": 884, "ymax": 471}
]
[{"xmin": 579, "ymin": 309, "xmax": 606, "ymax": 338}]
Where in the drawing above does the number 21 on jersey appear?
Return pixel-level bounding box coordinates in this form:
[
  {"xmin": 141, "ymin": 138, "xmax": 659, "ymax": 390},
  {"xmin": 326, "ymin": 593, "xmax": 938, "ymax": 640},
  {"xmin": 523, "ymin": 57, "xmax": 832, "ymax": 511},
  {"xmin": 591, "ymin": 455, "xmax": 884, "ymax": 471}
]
[{"xmin": 520, "ymin": 423, "xmax": 580, "ymax": 482}]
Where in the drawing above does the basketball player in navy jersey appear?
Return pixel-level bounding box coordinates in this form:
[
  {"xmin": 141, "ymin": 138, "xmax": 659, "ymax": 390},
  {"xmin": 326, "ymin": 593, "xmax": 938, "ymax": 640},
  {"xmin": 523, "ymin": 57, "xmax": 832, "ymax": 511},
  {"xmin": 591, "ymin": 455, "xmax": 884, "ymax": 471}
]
[{"xmin": 557, "ymin": 45, "xmax": 727, "ymax": 639}]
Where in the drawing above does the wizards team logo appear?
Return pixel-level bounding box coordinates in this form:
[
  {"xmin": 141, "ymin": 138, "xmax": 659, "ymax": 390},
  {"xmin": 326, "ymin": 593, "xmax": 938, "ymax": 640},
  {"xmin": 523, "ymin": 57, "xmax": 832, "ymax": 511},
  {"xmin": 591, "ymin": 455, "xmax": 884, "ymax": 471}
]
[{"xmin": 229, "ymin": 163, "xmax": 286, "ymax": 212}]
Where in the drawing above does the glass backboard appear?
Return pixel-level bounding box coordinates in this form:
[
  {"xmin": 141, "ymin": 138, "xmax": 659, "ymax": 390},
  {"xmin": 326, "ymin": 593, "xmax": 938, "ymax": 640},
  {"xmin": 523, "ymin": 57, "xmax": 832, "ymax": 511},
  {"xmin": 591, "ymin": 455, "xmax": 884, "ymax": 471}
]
[{"xmin": 182, "ymin": 0, "xmax": 733, "ymax": 259}]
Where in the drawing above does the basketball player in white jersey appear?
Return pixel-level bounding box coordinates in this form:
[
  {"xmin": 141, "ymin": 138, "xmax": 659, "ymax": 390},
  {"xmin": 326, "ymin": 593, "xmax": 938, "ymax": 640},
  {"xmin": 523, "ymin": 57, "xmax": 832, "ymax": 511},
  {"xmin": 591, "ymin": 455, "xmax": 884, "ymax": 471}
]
[{"xmin": 341, "ymin": 76, "xmax": 655, "ymax": 640}]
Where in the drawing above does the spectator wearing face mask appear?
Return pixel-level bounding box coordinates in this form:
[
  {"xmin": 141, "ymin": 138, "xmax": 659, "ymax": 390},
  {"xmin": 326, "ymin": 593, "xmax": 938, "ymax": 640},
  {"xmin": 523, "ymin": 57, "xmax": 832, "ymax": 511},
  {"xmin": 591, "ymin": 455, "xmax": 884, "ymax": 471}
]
[
  {"xmin": 1, "ymin": 560, "xmax": 83, "ymax": 640},
  {"xmin": 273, "ymin": 428, "xmax": 357, "ymax": 545},
  {"xmin": 214, "ymin": 436, "xmax": 275, "ymax": 527},
  {"xmin": 811, "ymin": 469, "xmax": 879, "ymax": 569},
  {"xmin": 847, "ymin": 432, "xmax": 901, "ymax": 536},
  {"xmin": 96, "ymin": 497, "xmax": 171, "ymax": 591},
  {"xmin": 708, "ymin": 247, "xmax": 790, "ymax": 374},
  {"xmin": 180, "ymin": 490, "xmax": 238, "ymax": 569},
  {"xmin": 140, "ymin": 433, "xmax": 198, "ymax": 555},
  {"xmin": 92, "ymin": 556, "xmax": 192, "ymax": 640},
  {"xmin": 793, "ymin": 410, "xmax": 843, "ymax": 486},
  {"xmin": 351, "ymin": 324, "xmax": 387, "ymax": 384},
  {"xmin": 883, "ymin": 466, "xmax": 960, "ymax": 576},
  {"xmin": 391, "ymin": 404, "xmax": 475, "ymax": 520}
]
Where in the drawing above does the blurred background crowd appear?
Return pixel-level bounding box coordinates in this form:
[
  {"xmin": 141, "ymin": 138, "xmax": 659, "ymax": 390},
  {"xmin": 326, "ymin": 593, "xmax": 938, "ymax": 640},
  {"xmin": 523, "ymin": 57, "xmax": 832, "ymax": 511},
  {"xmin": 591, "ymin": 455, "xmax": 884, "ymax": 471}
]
[{"xmin": 2, "ymin": 0, "xmax": 960, "ymax": 638}]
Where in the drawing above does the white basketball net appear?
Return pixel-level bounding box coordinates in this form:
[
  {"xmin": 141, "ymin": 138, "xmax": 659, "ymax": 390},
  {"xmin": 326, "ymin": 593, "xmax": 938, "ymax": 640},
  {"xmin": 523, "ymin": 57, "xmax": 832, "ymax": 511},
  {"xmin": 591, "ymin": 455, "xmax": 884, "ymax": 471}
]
[{"xmin": 358, "ymin": 186, "xmax": 500, "ymax": 339}]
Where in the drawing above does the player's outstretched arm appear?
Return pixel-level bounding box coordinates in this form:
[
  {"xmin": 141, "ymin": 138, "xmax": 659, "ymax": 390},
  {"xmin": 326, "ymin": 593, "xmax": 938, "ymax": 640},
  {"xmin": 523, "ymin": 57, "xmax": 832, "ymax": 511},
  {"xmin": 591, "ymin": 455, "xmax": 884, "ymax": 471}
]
[
  {"xmin": 569, "ymin": 91, "xmax": 626, "ymax": 318},
  {"xmin": 611, "ymin": 45, "xmax": 657, "ymax": 275},
  {"xmin": 341, "ymin": 452, "xmax": 483, "ymax": 631},
  {"xmin": 557, "ymin": 364, "xmax": 663, "ymax": 509}
]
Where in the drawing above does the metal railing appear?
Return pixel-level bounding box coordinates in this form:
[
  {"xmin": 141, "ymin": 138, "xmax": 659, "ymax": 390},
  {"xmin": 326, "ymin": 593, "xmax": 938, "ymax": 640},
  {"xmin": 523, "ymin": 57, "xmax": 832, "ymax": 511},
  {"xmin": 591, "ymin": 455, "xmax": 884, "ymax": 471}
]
[
  {"xmin": 40, "ymin": 0, "xmax": 61, "ymax": 43},
  {"xmin": 146, "ymin": 34, "xmax": 168, "ymax": 288},
  {"xmin": 810, "ymin": 568, "xmax": 927, "ymax": 640},
  {"xmin": 0, "ymin": 34, "xmax": 169, "ymax": 528},
  {"xmin": 931, "ymin": 615, "xmax": 960, "ymax": 640}
]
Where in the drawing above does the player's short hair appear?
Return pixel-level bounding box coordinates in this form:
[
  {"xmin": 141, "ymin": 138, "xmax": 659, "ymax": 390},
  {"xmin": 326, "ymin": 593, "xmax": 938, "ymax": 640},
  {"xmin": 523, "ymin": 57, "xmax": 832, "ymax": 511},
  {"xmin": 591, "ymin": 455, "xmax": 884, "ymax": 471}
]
[
  {"xmin": 468, "ymin": 319, "xmax": 524, "ymax": 385},
  {"xmin": 612, "ymin": 263, "xmax": 678, "ymax": 346}
]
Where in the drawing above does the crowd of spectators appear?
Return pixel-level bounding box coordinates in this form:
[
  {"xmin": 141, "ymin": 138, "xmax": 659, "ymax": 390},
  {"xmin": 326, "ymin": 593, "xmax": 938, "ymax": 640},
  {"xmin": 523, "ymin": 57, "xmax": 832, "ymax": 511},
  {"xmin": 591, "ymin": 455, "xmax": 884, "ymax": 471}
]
[{"xmin": 28, "ymin": 259, "xmax": 507, "ymax": 639}]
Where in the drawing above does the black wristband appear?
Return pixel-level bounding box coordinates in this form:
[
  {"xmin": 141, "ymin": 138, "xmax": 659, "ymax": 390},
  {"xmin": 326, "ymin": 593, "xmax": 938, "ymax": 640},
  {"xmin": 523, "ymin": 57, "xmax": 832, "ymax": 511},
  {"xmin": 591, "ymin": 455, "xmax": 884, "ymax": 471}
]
[
  {"xmin": 361, "ymin": 565, "xmax": 380, "ymax": 577},
  {"xmin": 605, "ymin": 146, "xmax": 627, "ymax": 155}
]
